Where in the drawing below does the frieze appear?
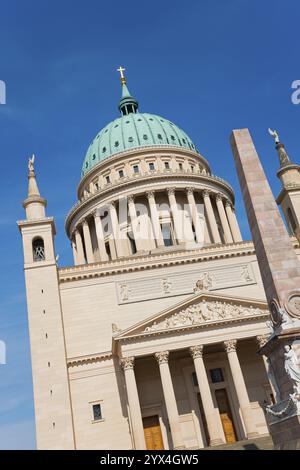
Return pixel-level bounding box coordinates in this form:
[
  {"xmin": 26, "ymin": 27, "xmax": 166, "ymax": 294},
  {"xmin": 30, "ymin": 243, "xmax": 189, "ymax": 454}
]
[{"xmin": 116, "ymin": 263, "xmax": 256, "ymax": 304}]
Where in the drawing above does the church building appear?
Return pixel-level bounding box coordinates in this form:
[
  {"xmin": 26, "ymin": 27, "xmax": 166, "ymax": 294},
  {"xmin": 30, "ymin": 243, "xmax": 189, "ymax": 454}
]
[{"xmin": 17, "ymin": 69, "xmax": 300, "ymax": 450}]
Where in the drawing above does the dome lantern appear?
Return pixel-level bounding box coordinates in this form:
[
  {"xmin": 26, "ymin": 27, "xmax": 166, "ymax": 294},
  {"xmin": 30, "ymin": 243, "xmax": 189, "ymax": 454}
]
[{"xmin": 117, "ymin": 66, "xmax": 138, "ymax": 116}]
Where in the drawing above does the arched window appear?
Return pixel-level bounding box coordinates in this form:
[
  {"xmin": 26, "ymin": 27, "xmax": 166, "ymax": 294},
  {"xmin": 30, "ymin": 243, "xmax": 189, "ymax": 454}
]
[
  {"xmin": 287, "ymin": 207, "xmax": 297, "ymax": 234},
  {"xmin": 32, "ymin": 237, "xmax": 45, "ymax": 261}
]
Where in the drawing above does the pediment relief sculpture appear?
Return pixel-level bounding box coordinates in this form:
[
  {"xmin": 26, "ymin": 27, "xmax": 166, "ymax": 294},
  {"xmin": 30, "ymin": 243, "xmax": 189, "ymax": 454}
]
[{"xmin": 144, "ymin": 299, "xmax": 268, "ymax": 332}]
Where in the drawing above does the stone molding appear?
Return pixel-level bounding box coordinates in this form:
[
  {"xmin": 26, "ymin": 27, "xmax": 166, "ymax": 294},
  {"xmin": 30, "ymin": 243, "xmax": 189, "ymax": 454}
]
[
  {"xmin": 58, "ymin": 241, "xmax": 256, "ymax": 284},
  {"xmin": 67, "ymin": 351, "xmax": 113, "ymax": 368}
]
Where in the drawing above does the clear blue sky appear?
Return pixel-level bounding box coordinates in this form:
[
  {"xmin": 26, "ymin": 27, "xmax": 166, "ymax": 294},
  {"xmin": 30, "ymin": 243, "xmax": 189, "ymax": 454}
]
[{"xmin": 0, "ymin": 0, "xmax": 299, "ymax": 449}]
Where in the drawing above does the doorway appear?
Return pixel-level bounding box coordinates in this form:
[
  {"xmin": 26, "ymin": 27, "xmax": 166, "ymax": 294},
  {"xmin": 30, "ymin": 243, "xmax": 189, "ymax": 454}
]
[
  {"xmin": 142, "ymin": 415, "xmax": 164, "ymax": 450},
  {"xmin": 215, "ymin": 388, "xmax": 237, "ymax": 443}
]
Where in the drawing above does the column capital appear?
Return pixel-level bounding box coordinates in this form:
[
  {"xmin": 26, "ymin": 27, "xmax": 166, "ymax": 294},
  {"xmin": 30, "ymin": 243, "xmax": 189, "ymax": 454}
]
[
  {"xmin": 146, "ymin": 190, "xmax": 155, "ymax": 199},
  {"xmin": 224, "ymin": 339, "xmax": 237, "ymax": 353},
  {"xmin": 167, "ymin": 188, "xmax": 176, "ymax": 196},
  {"xmin": 256, "ymin": 335, "xmax": 269, "ymax": 348},
  {"xmin": 109, "ymin": 200, "xmax": 116, "ymax": 208},
  {"xmin": 216, "ymin": 193, "xmax": 224, "ymax": 203},
  {"xmin": 92, "ymin": 209, "xmax": 101, "ymax": 218},
  {"xmin": 120, "ymin": 356, "xmax": 135, "ymax": 371},
  {"xmin": 189, "ymin": 345, "xmax": 204, "ymax": 359},
  {"xmin": 128, "ymin": 194, "xmax": 135, "ymax": 204},
  {"xmin": 186, "ymin": 187, "xmax": 195, "ymax": 195},
  {"xmin": 81, "ymin": 218, "xmax": 88, "ymax": 226},
  {"xmin": 202, "ymin": 189, "xmax": 211, "ymax": 198},
  {"xmin": 225, "ymin": 199, "xmax": 233, "ymax": 208},
  {"xmin": 155, "ymin": 351, "xmax": 169, "ymax": 365}
]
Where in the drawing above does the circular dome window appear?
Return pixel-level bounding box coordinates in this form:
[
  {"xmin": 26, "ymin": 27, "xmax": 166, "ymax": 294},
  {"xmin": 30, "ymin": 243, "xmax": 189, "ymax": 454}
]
[
  {"xmin": 102, "ymin": 147, "xmax": 106, "ymax": 153},
  {"xmin": 143, "ymin": 134, "xmax": 148, "ymax": 140},
  {"xmin": 157, "ymin": 134, "xmax": 162, "ymax": 140},
  {"xmin": 114, "ymin": 141, "xmax": 119, "ymax": 147},
  {"xmin": 128, "ymin": 137, "xmax": 134, "ymax": 142}
]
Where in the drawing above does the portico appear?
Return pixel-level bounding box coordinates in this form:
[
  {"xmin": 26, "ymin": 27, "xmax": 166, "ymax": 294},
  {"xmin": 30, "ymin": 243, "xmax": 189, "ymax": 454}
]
[{"xmin": 113, "ymin": 292, "xmax": 271, "ymax": 450}]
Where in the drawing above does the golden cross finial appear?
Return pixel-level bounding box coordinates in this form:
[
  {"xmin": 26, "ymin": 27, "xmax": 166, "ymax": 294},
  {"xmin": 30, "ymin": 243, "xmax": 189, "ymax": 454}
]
[{"xmin": 117, "ymin": 66, "xmax": 126, "ymax": 85}]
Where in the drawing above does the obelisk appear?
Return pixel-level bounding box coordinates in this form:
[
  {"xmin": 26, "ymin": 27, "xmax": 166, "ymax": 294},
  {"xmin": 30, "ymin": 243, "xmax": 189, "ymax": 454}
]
[{"xmin": 230, "ymin": 128, "xmax": 300, "ymax": 449}]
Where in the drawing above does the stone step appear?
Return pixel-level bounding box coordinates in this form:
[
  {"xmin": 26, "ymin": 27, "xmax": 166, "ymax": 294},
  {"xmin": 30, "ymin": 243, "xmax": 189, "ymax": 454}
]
[{"xmin": 204, "ymin": 435, "xmax": 273, "ymax": 450}]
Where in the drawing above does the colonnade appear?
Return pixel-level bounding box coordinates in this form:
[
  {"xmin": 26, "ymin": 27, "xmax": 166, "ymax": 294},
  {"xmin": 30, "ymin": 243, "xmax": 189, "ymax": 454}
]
[
  {"xmin": 120, "ymin": 338, "xmax": 259, "ymax": 450},
  {"xmin": 71, "ymin": 188, "xmax": 242, "ymax": 265}
]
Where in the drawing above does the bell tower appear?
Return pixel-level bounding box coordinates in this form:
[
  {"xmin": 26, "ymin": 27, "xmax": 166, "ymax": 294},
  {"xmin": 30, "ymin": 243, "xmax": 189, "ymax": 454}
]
[
  {"xmin": 270, "ymin": 129, "xmax": 300, "ymax": 241},
  {"xmin": 17, "ymin": 156, "xmax": 75, "ymax": 449}
]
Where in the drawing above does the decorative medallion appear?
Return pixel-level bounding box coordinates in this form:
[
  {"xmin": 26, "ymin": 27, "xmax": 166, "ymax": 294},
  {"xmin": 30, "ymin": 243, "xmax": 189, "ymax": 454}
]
[
  {"xmin": 285, "ymin": 290, "xmax": 300, "ymax": 319},
  {"xmin": 269, "ymin": 299, "xmax": 283, "ymax": 327}
]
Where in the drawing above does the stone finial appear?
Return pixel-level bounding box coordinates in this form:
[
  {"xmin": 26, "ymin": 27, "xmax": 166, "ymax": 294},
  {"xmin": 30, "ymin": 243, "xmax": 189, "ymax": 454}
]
[{"xmin": 268, "ymin": 128, "xmax": 291, "ymax": 168}]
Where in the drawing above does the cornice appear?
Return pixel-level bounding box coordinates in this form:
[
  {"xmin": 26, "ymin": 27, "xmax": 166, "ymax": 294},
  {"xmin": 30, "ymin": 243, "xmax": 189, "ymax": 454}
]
[
  {"xmin": 115, "ymin": 312, "xmax": 270, "ymax": 343},
  {"xmin": 67, "ymin": 351, "xmax": 113, "ymax": 368},
  {"xmin": 58, "ymin": 240, "xmax": 256, "ymax": 283}
]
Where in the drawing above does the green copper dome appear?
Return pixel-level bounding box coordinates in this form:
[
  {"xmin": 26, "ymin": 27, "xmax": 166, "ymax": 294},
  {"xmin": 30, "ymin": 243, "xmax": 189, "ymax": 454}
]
[{"xmin": 81, "ymin": 79, "xmax": 198, "ymax": 178}]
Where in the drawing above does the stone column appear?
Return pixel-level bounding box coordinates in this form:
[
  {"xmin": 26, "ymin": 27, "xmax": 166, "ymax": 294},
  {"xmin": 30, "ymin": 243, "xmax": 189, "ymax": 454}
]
[
  {"xmin": 155, "ymin": 351, "xmax": 185, "ymax": 449},
  {"xmin": 224, "ymin": 340, "xmax": 257, "ymax": 438},
  {"xmin": 167, "ymin": 188, "xmax": 184, "ymax": 245},
  {"xmin": 128, "ymin": 195, "xmax": 144, "ymax": 252},
  {"xmin": 190, "ymin": 346, "xmax": 224, "ymax": 446},
  {"xmin": 225, "ymin": 201, "xmax": 242, "ymax": 242},
  {"xmin": 109, "ymin": 201, "xmax": 125, "ymax": 257},
  {"xmin": 82, "ymin": 219, "xmax": 94, "ymax": 263},
  {"xmin": 93, "ymin": 211, "xmax": 109, "ymax": 262},
  {"xmin": 186, "ymin": 188, "xmax": 204, "ymax": 245},
  {"xmin": 120, "ymin": 357, "xmax": 146, "ymax": 450},
  {"xmin": 71, "ymin": 237, "xmax": 79, "ymax": 265},
  {"xmin": 202, "ymin": 190, "xmax": 221, "ymax": 244},
  {"xmin": 74, "ymin": 227, "xmax": 85, "ymax": 264},
  {"xmin": 216, "ymin": 194, "xmax": 233, "ymax": 243},
  {"xmin": 147, "ymin": 191, "xmax": 164, "ymax": 248}
]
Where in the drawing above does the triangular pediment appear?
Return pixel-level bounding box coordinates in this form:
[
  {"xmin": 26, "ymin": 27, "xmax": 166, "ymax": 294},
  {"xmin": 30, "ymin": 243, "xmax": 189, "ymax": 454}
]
[{"xmin": 113, "ymin": 291, "xmax": 270, "ymax": 341}]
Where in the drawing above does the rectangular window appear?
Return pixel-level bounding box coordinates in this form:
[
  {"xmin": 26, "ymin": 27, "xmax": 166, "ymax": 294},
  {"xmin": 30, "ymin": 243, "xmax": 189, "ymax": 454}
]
[
  {"xmin": 119, "ymin": 169, "xmax": 124, "ymax": 178},
  {"xmin": 92, "ymin": 403, "xmax": 102, "ymax": 421},
  {"xmin": 161, "ymin": 223, "xmax": 173, "ymax": 246},
  {"xmin": 105, "ymin": 175, "xmax": 110, "ymax": 184},
  {"xmin": 149, "ymin": 162, "xmax": 155, "ymax": 171},
  {"xmin": 178, "ymin": 162, "xmax": 183, "ymax": 170},
  {"xmin": 133, "ymin": 165, "xmax": 139, "ymax": 174},
  {"xmin": 210, "ymin": 368, "xmax": 224, "ymax": 383},
  {"xmin": 164, "ymin": 161, "xmax": 170, "ymax": 170},
  {"xmin": 191, "ymin": 165, "xmax": 194, "ymax": 172}
]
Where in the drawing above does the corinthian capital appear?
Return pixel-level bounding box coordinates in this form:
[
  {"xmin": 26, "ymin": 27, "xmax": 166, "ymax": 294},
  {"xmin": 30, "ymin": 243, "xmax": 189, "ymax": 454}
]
[
  {"xmin": 189, "ymin": 345, "xmax": 204, "ymax": 359},
  {"xmin": 186, "ymin": 187, "xmax": 194, "ymax": 196},
  {"xmin": 256, "ymin": 335, "xmax": 269, "ymax": 349},
  {"xmin": 224, "ymin": 339, "xmax": 237, "ymax": 353},
  {"xmin": 127, "ymin": 194, "xmax": 135, "ymax": 204},
  {"xmin": 167, "ymin": 188, "xmax": 175, "ymax": 196},
  {"xmin": 202, "ymin": 189, "xmax": 211, "ymax": 198},
  {"xmin": 216, "ymin": 193, "xmax": 223, "ymax": 203},
  {"xmin": 120, "ymin": 356, "xmax": 135, "ymax": 371},
  {"xmin": 225, "ymin": 199, "xmax": 232, "ymax": 208},
  {"xmin": 146, "ymin": 190, "xmax": 155, "ymax": 199},
  {"xmin": 155, "ymin": 351, "xmax": 169, "ymax": 365}
]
